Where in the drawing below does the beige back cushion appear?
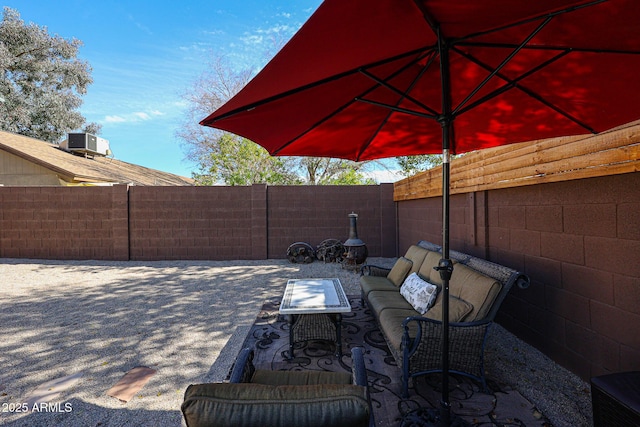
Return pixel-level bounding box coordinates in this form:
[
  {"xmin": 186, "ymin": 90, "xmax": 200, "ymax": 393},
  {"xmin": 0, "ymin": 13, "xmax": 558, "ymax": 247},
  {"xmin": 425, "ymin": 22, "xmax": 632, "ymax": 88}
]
[
  {"xmin": 387, "ymin": 257, "xmax": 413, "ymax": 286},
  {"xmin": 418, "ymin": 251, "xmax": 448, "ymax": 286},
  {"xmin": 403, "ymin": 245, "xmax": 429, "ymax": 275},
  {"xmin": 448, "ymin": 264, "xmax": 502, "ymax": 321}
]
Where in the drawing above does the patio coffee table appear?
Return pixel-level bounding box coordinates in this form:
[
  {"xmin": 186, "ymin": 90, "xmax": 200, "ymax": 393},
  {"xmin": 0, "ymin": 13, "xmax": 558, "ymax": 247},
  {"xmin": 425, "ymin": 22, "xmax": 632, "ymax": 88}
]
[{"xmin": 279, "ymin": 278, "xmax": 351, "ymax": 359}]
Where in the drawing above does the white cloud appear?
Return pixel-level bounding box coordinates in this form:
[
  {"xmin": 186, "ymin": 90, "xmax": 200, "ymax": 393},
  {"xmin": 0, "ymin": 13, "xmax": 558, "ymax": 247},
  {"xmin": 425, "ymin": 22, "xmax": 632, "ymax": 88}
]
[
  {"xmin": 179, "ymin": 41, "xmax": 211, "ymax": 54},
  {"xmin": 202, "ymin": 29, "xmax": 225, "ymax": 37},
  {"xmin": 257, "ymin": 24, "xmax": 293, "ymax": 35},
  {"xmin": 105, "ymin": 115, "xmax": 127, "ymax": 123},
  {"xmin": 240, "ymin": 24, "xmax": 295, "ymax": 50},
  {"xmin": 102, "ymin": 110, "xmax": 165, "ymax": 125},
  {"xmin": 133, "ymin": 112, "xmax": 150, "ymax": 121},
  {"xmin": 241, "ymin": 34, "xmax": 264, "ymax": 46}
]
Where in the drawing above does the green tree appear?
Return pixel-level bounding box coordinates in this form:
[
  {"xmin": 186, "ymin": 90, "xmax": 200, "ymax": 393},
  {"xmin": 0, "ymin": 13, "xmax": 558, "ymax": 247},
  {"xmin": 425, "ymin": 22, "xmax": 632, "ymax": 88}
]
[
  {"xmin": 193, "ymin": 132, "xmax": 301, "ymax": 185},
  {"xmin": 179, "ymin": 53, "xmax": 373, "ymax": 186},
  {"xmin": 0, "ymin": 7, "xmax": 100, "ymax": 142},
  {"xmin": 396, "ymin": 154, "xmax": 443, "ymax": 177},
  {"xmin": 300, "ymin": 157, "xmax": 375, "ymax": 185},
  {"xmin": 177, "ymin": 54, "xmax": 293, "ymax": 185}
]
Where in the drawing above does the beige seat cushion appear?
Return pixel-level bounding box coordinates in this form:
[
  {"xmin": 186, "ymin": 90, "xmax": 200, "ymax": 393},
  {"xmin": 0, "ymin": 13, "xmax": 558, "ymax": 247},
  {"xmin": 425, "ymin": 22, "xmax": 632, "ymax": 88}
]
[
  {"xmin": 378, "ymin": 295, "xmax": 473, "ymax": 350},
  {"xmin": 367, "ymin": 290, "xmax": 413, "ymax": 318},
  {"xmin": 378, "ymin": 308, "xmax": 420, "ymax": 350},
  {"xmin": 360, "ymin": 275, "xmax": 397, "ymax": 298}
]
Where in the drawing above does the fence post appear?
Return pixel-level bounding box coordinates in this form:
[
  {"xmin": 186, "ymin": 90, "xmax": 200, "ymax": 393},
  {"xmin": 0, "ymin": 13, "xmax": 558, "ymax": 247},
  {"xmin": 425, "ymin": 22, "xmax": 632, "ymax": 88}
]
[{"xmin": 251, "ymin": 184, "xmax": 268, "ymax": 259}]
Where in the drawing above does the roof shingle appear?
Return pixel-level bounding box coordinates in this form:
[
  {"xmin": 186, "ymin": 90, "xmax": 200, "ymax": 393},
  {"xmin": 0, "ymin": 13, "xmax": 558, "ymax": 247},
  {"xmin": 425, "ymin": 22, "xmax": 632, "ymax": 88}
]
[{"xmin": 0, "ymin": 131, "xmax": 194, "ymax": 186}]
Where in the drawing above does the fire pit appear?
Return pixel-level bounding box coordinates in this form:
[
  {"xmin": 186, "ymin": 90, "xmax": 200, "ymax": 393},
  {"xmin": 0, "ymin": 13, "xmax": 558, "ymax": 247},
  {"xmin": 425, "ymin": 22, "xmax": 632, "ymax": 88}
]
[{"xmin": 342, "ymin": 212, "xmax": 368, "ymax": 269}]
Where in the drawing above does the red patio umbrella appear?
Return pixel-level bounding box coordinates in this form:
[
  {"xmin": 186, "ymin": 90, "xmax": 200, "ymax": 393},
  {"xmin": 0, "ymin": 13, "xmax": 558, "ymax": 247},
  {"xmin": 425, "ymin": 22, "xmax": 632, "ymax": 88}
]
[{"xmin": 201, "ymin": 0, "xmax": 640, "ymax": 424}]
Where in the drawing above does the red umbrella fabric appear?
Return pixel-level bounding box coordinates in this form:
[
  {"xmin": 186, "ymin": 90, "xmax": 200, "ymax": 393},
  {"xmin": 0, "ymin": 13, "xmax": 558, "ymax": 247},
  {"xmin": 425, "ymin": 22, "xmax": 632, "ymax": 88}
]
[
  {"xmin": 201, "ymin": 1, "xmax": 640, "ymax": 424},
  {"xmin": 202, "ymin": 0, "xmax": 640, "ymax": 161}
]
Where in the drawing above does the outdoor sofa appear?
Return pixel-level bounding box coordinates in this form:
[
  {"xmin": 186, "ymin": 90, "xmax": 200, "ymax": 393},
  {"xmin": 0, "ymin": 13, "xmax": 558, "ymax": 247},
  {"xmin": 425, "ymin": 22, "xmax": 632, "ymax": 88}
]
[
  {"xmin": 181, "ymin": 347, "xmax": 373, "ymax": 427},
  {"xmin": 360, "ymin": 240, "xmax": 530, "ymax": 397}
]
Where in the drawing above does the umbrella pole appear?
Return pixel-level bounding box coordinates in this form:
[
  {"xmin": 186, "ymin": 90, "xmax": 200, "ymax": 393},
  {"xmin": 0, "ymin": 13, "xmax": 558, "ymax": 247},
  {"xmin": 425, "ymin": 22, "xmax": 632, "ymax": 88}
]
[
  {"xmin": 435, "ymin": 31, "xmax": 468, "ymax": 427},
  {"xmin": 436, "ymin": 29, "xmax": 454, "ymax": 427},
  {"xmin": 437, "ymin": 143, "xmax": 454, "ymax": 427}
]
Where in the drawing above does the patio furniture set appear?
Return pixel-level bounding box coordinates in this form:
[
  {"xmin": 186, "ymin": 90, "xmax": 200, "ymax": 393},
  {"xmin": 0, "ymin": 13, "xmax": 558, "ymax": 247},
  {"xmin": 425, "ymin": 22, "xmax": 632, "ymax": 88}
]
[
  {"xmin": 180, "ymin": 240, "xmax": 528, "ymax": 425},
  {"xmin": 361, "ymin": 240, "xmax": 530, "ymax": 397},
  {"xmin": 195, "ymin": 0, "xmax": 640, "ymax": 424}
]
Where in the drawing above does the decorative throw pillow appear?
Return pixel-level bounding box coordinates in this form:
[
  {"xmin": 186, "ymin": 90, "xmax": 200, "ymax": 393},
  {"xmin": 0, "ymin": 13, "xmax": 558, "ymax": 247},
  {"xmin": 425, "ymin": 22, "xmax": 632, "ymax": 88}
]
[
  {"xmin": 399, "ymin": 272, "xmax": 439, "ymax": 315},
  {"xmin": 387, "ymin": 257, "xmax": 413, "ymax": 286}
]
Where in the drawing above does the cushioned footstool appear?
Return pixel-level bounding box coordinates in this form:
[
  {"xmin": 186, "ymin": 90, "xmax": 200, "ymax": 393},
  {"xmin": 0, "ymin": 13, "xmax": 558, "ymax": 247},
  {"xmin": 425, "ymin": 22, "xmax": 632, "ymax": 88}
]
[{"xmin": 182, "ymin": 347, "xmax": 373, "ymax": 427}]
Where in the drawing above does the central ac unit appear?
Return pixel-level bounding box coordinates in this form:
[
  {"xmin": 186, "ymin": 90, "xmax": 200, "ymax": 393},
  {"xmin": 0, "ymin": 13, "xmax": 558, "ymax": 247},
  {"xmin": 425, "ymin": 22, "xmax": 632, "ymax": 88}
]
[{"xmin": 63, "ymin": 133, "xmax": 110, "ymax": 156}]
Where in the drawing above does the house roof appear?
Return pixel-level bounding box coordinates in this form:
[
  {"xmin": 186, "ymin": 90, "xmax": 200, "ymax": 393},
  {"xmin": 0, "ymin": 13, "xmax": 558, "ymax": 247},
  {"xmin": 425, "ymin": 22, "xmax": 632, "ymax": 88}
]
[{"xmin": 0, "ymin": 130, "xmax": 195, "ymax": 186}]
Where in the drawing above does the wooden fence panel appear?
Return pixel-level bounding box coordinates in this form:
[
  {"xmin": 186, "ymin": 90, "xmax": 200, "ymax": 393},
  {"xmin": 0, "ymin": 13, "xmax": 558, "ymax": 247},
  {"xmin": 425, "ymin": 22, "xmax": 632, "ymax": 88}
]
[{"xmin": 394, "ymin": 121, "xmax": 640, "ymax": 201}]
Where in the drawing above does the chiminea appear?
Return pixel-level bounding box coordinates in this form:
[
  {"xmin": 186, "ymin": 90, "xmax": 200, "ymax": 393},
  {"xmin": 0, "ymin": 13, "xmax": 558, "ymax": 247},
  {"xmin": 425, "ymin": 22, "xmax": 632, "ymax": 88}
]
[{"xmin": 342, "ymin": 212, "xmax": 368, "ymax": 269}]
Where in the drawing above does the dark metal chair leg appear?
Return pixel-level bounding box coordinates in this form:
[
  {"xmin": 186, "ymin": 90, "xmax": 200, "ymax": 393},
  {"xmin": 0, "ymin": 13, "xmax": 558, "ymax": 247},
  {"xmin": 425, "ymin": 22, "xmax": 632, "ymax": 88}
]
[
  {"xmin": 287, "ymin": 314, "xmax": 295, "ymax": 359},
  {"xmin": 335, "ymin": 314, "xmax": 343, "ymax": 357}
]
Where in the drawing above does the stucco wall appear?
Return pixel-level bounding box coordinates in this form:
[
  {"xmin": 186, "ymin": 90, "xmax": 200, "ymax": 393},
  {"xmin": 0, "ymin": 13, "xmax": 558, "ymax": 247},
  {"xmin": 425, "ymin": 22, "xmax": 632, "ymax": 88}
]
[{"xmin": 0, "ymin": 150, "xmax": 61, "ymax": 186}]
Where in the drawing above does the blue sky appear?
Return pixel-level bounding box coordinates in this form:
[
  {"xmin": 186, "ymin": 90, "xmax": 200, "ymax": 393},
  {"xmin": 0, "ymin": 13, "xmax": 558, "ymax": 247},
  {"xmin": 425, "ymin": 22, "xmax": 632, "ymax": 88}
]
[{"xmin": 6, "ymin": 1, "xmax": 325, "ymax": 178}]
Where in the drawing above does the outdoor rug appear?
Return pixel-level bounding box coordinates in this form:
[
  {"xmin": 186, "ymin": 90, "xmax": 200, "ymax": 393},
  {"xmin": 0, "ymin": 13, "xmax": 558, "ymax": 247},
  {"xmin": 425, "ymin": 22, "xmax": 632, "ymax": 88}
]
[{"xmin": 239, "ymin": 295, "xmax": 551, "ymax": 427}]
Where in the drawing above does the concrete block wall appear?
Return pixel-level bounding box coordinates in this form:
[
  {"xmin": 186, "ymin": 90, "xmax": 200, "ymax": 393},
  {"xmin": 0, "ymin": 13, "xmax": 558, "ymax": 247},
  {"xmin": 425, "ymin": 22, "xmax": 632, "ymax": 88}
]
[
  {"xmin": 1, "ymin": 184, "xmax": 396, "ymax": 262},
  {"xmin": 128, "ymin": 186, "xmax": 253, "ymax": 260},
  {"xmin": 396, "ymin": 172, "xmax": 640, "ymax": 381},
  {"xmin": 0, "ymin": 185, "xmax": 129, "ymax": 260},
  {"xmin": 266, "ymin": 184, "xmax": 397, "ymax": 259}
]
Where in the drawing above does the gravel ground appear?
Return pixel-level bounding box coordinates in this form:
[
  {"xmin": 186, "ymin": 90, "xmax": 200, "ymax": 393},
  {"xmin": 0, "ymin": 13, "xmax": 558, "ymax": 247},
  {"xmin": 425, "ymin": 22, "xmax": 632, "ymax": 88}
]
[{"xmin": 0, "ymin": 258, "xmax": 592, "ymax": 426}]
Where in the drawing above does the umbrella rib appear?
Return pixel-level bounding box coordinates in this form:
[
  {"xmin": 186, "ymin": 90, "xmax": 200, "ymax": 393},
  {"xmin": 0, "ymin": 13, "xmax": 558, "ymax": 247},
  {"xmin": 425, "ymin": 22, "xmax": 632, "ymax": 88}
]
[
  {"xmin": 201, "ymin": 46, "xmax": 435, "ymax": 125},
  {"xmin": 453, "ymin": 15, "xmax": 553, "ymax": 117},
  {"xmin": 273, "ymin": 49, "xmax": 439, "ymax": 157},
  {"xmin": 355, "ymin": 51, "xmax": 441, "ymax": 160},
  {"xmin": 355, "ymin": 98, "xmax": 438, "ymax": 120},
  {"xmin": 454, "ymin": 0, "xmax": 607, "ymax": 44},
  {"xmin": 271, "ymin": 98, "xmax": 354, "ymax": 156},
  {"xmin": 454, "ymin": 48, "xmax": 572, "ymax": 117},
  {"xmin": 274, "ymin": 95, "xmax": 439, "ymax": 158},
  {"xmin": 411, "ymin": 0, "xmax": 439, "ymax": 36},
  {"xmin": 454, "ymin": 48, "xmax": 597, "ymax": 134},
  {"xmin": 271, "ymin": 68, "xmax": 425, "ymax": 156},
  {"xmin": 458, "ymin": 41, "xmax": 640, "ymax": 56},
  {"xmin": 355, "ymin": 49, "xmax": 441, "ymax": 121},
  {"xmin": 359, "ymin": 69, "xmax": 439, "ymax": 117}
]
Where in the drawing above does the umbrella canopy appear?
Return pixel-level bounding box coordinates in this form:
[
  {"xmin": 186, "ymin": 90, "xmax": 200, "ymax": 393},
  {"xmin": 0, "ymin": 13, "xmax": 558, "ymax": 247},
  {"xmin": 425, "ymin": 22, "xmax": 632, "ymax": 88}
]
[
  {"xmin": 202, "ymin": 0, "xmax": 640, "ymax": 161},
  {"xmin": 201, "ymin": 1, "xmax": 640, "ymax": 424}
]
